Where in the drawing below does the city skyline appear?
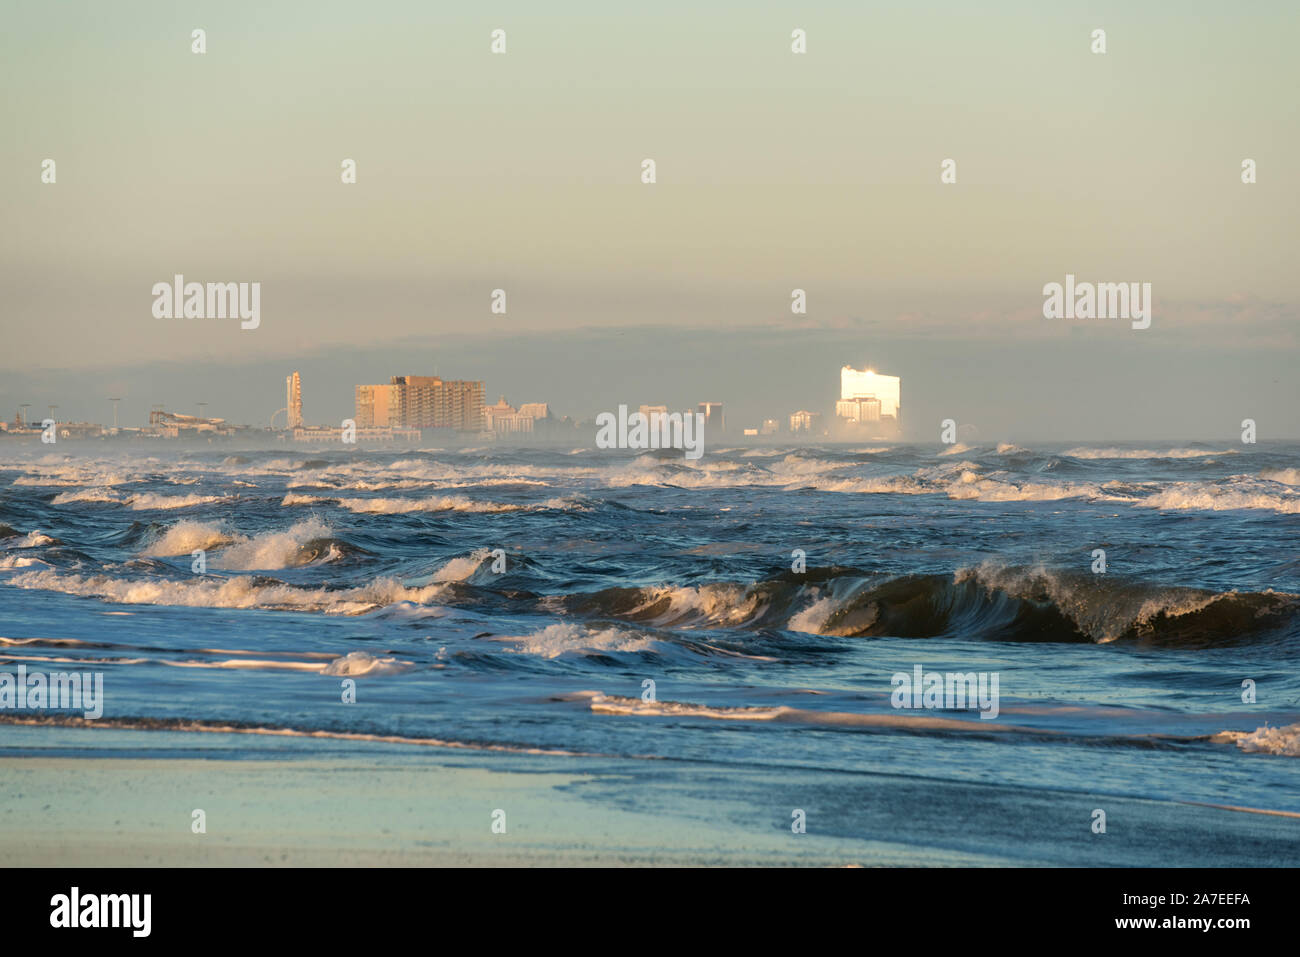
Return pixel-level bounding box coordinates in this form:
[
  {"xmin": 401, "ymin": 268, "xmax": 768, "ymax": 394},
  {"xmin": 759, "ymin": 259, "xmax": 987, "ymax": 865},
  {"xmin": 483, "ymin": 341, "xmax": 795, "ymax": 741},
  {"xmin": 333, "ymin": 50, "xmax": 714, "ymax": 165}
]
[
  {"xmin": 1, "ymin": 358, "xmax": 901, "ymax": 441},
  {"xmin": 3, "ymin": 328, "xmax": 1294, "ymax": 443}
]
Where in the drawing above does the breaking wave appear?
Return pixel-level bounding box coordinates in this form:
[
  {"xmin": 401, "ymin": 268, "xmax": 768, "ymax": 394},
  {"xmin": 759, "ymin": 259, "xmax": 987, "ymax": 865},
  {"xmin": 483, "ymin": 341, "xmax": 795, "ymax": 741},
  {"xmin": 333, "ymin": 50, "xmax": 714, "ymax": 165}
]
[
  {"xmin": 1064, "ymin": 447, "xmax": 1237, "ymax": 460},
  {"xmin": 7, "ymin": 568, "xmax": 448, "ymax": 615},
  {"xmin": 52, "ymin": 488, "xmax": 227, "ymax": 510},
  {"xmin": 1134, "ymin": 480, "xmax": 1300, "ymax": 514},
  {"xmin": 495, "ymin": 623, "xmax": 659, "ymax": 659},
  {"xmin": 0, "ymin": 530, "xmax": 56, "ymax": 549},
  {"xmin": 1212, "ymin": 722, "xmax": 1300, "ymax": 757},
  {"xmin": 556, "ymin": 565, "xmax": 1300, "ymax": 647},
  {"xmin": 1262, "ymin": 468, "xmax": 1300, "ymax": 486},
  {"xmin": 5, "ymin": 547, "xmax": 495, "ymax": 612},
  {"xmin": 280, "ymin": 492, "xmax": 579, "ymax": 513},
  {"xmin": 141, "ymin": 518, "xmax": 363, "ymax": 569}
]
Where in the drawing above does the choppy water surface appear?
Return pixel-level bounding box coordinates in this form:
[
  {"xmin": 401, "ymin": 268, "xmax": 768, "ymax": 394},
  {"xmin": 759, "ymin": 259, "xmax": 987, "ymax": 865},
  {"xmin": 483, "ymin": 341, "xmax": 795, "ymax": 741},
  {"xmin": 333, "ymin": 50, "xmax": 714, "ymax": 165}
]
[{"xmin": 2, "ymin": 441, "xmax": 1299, "ymax": 855}]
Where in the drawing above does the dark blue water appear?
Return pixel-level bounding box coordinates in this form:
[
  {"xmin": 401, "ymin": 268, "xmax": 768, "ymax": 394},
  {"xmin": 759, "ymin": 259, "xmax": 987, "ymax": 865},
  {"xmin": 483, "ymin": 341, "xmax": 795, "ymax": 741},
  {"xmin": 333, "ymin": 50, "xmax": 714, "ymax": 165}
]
[{"xmin": 2, "ymin": 440, "xmax": 1298, "ymax": 842}]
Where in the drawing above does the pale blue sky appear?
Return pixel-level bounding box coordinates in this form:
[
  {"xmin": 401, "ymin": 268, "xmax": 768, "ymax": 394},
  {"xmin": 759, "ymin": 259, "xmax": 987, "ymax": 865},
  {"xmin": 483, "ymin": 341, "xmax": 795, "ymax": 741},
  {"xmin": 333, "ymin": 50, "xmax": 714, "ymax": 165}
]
[{"xmin": 1, "ymin": 1, "xmax": 1296, "ymax": 435}]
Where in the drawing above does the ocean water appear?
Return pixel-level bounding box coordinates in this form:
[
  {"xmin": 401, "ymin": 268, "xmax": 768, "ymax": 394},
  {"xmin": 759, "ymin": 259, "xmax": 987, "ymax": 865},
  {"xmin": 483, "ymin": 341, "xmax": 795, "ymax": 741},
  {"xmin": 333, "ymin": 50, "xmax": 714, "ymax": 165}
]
[{"xmin": 2, "ymin": 441, "xmax": 1299, "ymax": 862}]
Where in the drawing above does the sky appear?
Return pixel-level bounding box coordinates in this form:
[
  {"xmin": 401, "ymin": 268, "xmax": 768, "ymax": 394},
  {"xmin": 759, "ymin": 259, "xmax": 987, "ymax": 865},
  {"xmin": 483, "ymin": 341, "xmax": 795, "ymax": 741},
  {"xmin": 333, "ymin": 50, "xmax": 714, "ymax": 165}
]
[{"xmin": 2, "ymin": 0, "xmax": 1297, "ymax": 438}]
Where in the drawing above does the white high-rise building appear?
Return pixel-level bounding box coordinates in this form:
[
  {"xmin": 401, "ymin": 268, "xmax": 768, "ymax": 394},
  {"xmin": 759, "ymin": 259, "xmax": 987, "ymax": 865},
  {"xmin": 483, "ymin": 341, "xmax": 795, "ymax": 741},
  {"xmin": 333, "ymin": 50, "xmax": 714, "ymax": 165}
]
[{"xmin": 840, "ymin": 367, "xmax": 900, "ymax": 418}]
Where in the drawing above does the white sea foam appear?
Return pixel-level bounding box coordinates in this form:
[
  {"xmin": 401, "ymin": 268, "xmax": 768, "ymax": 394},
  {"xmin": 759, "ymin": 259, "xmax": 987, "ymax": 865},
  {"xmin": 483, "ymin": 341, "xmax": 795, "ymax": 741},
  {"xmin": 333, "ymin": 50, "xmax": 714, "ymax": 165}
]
[
  {"xmin": 51, "ymin": 488, "xmax": 225, "ymax": 510},
  {"xmin": 280, "ymin": 492, "xmax": 328, "ymax": 507},
  {"xmin": 281, "ymin": 492, "xmax": 574, "ymax": 514},
  {"xmin": 1135, "ymin": 481, "xmax": 1300, "ymax": 515},
  {"xmin": 945, "ymin": 476, "xmax": 1100, "ymax": 503},
  {"xmin": 1064, "ymin": 447, "xmax": 1236, "ymax": 459},
  {"xmin": 8, "ymin": 568, "xmax": 450, "ymax": 615},
  {"xmin": 14, "ymin": 468, "xmax": 140, "ymax": 487},
  {"xmin": 141, "ymin": 518, "xmax": 339, "ymax": 570},
  {"xmin": 336, "ymin": 494, "xmax": 529, "ymax": 514},
  {"xmin": 584, "ymin": 692, "xmax": 788, "ymax": 720},
  {"xmin": 129, "ymin": 492, "xmax": 226, "ymax": 510},
  {"xmin": 766, "ymin": 454, "xmax": 854, "ymax": 481},
  {"xmin": 287, "ymin": 476, "xmax": 549, "ymax": 492},
  {"xmin": 51, "ymin": 487, "xmax": 124, "ymax": 505},
  {"xmin": 788, "ymin": 595, "xmax": 839, "ymax": 634},
  {"xmin": 625, "ymin": 583, "xmax": 765, "ymax": 627},
  {"xmin": 1212, "ymin": 722, "xmax": 1300, "ymax": 757},
  {"xmin": 794, "ymin": 464, "xmax": 1297, "ymax": 512},
  {"xmin": 579, "ymin": 692, "xmax": 1026, "ymax": 732},
  {"xmin": 142, "ymin": 520, "xmax": 235, "ymax": 556},
  {"xmin": 0, "ymin": 636, "xmax": 399, "ymax": 679},
  {"xmin": 1262, "ymin": 468, "xmax": 1300, "ymax": 486},
  {"xmin": 320, "ymin": 650, "xmax": 416, "ymax": 676},
  {"xmin": 160, "ymin": 657, "xmax": 333, "ymax": 672},
  {"xmin": 0, "ymin": 555, "xmax": 50, "ymax": 570},
  {"xmin": 211, "ymin": 518, "xmax": 337, "ymax": 570},
  {"xmin": 496, "ymin": 623, "xmax": 657, "ymax": 659},
  {"xmin": 808, "ymin": 474, "xmax": 930, "ymax": 495},
  {"xmin": 0, "ymin": 531, "xmax": 55, "ymax": 549},
  {"xmin": 430, "ymin": 549, "xmax": 493, "ymax": 583}
]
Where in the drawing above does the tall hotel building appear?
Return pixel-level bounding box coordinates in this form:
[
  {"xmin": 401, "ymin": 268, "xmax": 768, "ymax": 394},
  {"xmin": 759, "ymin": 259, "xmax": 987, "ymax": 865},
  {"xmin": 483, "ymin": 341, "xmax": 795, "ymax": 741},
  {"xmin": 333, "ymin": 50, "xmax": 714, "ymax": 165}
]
[
  {"xmin": 354, "ymin": 383, "xmax": 395, "ymax": 428},
  {"xmin": 286, "ymin": 371, "xmax": 304, "ymax": 428},
  {"xmin": 836, "ymin": 367, "xmax": 901, "ymax": 435},
  {"xmin": 356, "ymin": 376, "xmax": 485, "ymax": 432},
  {"xmin": 697, "ymin": 401, "xmax": 724, "ymax": 433}
]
